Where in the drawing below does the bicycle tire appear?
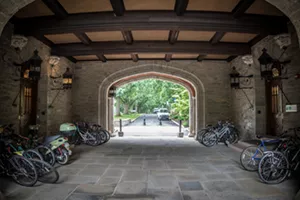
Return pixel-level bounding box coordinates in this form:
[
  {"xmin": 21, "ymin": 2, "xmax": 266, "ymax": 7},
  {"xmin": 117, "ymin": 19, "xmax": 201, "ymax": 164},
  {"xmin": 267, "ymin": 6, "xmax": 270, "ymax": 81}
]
[
  {"xmin": 86, "ymin": 132, "xmax": 100, "ymax": 146},
  {"xmin": 196, "ymin": 129, "xmax": 207, "ymax": 143},
  {"xmin": 36, "ymin": 145, "xmax": 56, "ymax": 166},
  {"xmin": 23, "ymin": 149, "xmax": 43, "ymax": 161},
  {"xmin": 240, "ymin": 146, "xmax": 263, "ymax": 171},
  {"xmin": 102, "ymin": 129, "xmax": 110, "ymax": 143},
  {"xmin": 258, "ymin": 151, "xmax": 289, "ymax": 184},
  {"xmin": 28, "ymin": 158, "xmax": 59, "ymax": 183},
  {"xmin": 97, "ymin": 130, "xmax": 107, "ymax": 145},
  {"xmin": 9, "ymin": 155, "xmax": 38, "ymax": 187},
  {"xmin": 202, "ymin": 131, "xmax": 217, "ymax": 147}
]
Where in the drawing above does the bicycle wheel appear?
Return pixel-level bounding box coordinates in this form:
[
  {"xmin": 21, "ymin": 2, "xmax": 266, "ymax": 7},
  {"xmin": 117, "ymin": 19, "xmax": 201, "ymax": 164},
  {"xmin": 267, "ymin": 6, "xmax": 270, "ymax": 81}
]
[
  {"xmin": 36, "ymin": 145, "xmax": 56, "ymax": 166},
  {"xmin": 196, "ymin": 129, "xmax": 207, "ymax": 143},
  {"xmin": 86, "ymin": 132, "xmax": 100, "ymax": 146},
  {"xmin": 102, "ymin": 129, "xmax": 110, "ymax": 143},
  {"xmin": 97, "ymin": 130, "xmax": 107, "ymax": 145},
  {"xmin": 9, "ymin": 155, "xmax": 38, "ymax": 187},
  {"xmin": 23, "ymin": 149, "xmax": 43, "ymax": 161},
  {"xmin": 202, "ymin": 131, "xmax": 217, "ymax": 147},
  {"xmin": 258, "ymin": 151, "xmax": 289, "ymax": 184},
  {"xmin": 28, "ymin": 159, "xmax": 59, "ymax": 183},
  {"xmin": 240, "ymin": 146, "xmax": 263, "ymax": 171}
]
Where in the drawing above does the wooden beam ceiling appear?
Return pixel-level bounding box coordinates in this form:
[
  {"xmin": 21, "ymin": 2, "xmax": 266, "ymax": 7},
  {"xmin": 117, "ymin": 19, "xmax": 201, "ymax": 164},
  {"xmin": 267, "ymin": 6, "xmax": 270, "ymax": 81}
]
[
  {"xmin": 74, "ymin": 32, "xmax": 91, "ymax": 45},
  {"xmin": 51, "ymin": 41, "xmax": 250, "ymax": 56},
  {"xmin": 210, "ymin": 32, "xmax": 226, "ymax": 44},
  {"xmin": 97, "ymin": 54, "xmax": 107, "ymax": 62},
  {"xmin": 122, "ymin": 31, "xmax": 134, "ymax": 44},
  {"xmin": 232, "ymin": 0, "xmax": 256, "ymax": 18},
  {"xmin": 165, "ymin": 54, "xmax": 172, "ymax": 62},
  {"xmin": 42, "ymin": 0, "xmax": 68, "ymax": 19},
  {"xmin": 14, "ymin": 11, "xmax": 288, "ymax": 36},
  {"xmin": 131, "ymin": 54, "xmax": 139, "ymax": 62},
  {"xmin": 110, "ymin": 0, "xmax": 125, "ymax": 16},
  {"xmin": 174, "ymin": 0, "xmax": 189, "ymax": 16}
]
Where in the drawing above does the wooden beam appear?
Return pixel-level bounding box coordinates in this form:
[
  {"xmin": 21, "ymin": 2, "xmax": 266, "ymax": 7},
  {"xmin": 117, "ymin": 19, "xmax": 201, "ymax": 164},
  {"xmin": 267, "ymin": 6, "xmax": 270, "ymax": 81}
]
[
  {"xmin": 51, "ymin": 41, "xmax": 251, "ymax": 56},
  {"xmin": 14, "ymin": 11, "xmax": 288, "ymax": 36},
  {"xmin": 34, "ymin": 35, "xmax": 53, "ymax": 47},
  {"xmin": 197, "ymin": 55, "xmax": 206, "ymax": 62},
  {"xmin": 227, "ymin": 55, "xmax": 237, "ymax": 62},
  {"xmin": 97, "ymin": 54, "xmax": 107, "ymax": 62},
  {"xmin": 66, "ymin": 56, "xmax": 77, "ymax": 63},
  {"xmin": 74, "ymin": 33, "xmax": 91, "ymax": 45},
  {"xmin": 174, "ymin": 0, "xmax": 189, "ymax": 16},
  {"xmin": 248, "ymin": 33, "xmax": 268, "ymax": 46},
  {"xmin": 232, "ymin": 0, "xmax": 256, "ymax": 18},
  {"xmin": 210, "ymin": 32, "xmax": 226, "ymax": 44},
  {"xmin": 131, "ymin": 54, "xmax": 139, "ymax": 62},
  {"xmin": 110, "ymin": 0, "xmax": 125, "ymax": 16},
  {"xmin": 122, "ymin": 31, "xmax": 133, "ymax": 44},
  {"xmin": 165, "ymin": 54, "xmax": 172, "ymax": 62},
  {"xmin": 168, "ymin": 30, "xmax": 179, "ymax": 44},
  {"xmin": 42, "ymin": 0, "xmax": 68, "ymax": 19}
]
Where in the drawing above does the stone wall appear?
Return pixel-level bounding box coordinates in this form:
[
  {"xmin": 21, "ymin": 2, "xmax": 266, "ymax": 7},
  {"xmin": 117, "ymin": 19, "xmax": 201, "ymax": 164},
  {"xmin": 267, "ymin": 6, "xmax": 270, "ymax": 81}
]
[
  {"xmin": 72, "ymin": 60, "xmax": 232, "ymax": 131},
  {"xmin": 0, "ymin": 23, "xmax": 74, "ymax": 135},
  {"xmin": 230, "ymin": 57, "xmax": 256, "ymax": 140},
  {"xmin": 231, "ymin": 24, "xmax": 300, "ymax": 139}
]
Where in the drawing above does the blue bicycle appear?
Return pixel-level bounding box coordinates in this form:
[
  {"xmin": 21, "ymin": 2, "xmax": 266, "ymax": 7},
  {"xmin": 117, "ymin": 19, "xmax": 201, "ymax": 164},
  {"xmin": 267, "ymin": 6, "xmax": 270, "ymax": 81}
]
[{"xmin": 240, "ymin": 136, "xmax": 285, "ymax": 171}]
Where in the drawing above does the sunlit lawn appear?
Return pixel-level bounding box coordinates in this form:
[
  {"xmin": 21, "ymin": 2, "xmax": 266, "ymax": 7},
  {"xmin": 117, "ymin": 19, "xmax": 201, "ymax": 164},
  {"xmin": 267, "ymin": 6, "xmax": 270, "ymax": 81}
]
[{"xmin": 114, "ymin": 113, "xmax": 142, "ymax": 120}]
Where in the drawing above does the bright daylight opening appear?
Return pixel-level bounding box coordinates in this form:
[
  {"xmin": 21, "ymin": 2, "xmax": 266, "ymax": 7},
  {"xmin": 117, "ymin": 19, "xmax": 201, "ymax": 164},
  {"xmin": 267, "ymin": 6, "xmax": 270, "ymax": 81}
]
[{"xmin": 113, "ymin": 79, "xmax": 190, "ymax": 137}]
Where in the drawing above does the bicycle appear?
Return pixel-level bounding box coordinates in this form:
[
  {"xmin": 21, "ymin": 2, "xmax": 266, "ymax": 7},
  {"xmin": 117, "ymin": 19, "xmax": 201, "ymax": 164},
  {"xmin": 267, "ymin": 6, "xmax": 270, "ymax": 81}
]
[
  {"xmin": 202, "ymin": 121, "xmax": 239, "ymax": 147},
  {"xmin": 240, "ymin": 128, "xmax": 298, "ymax": 172},
  {"xmin": 0, "ymin": 140, "xmax": 38, "ymax": 187},
  {"xmin": 258, "ymin": 128, "xmax": 300, "ymax": 184}
]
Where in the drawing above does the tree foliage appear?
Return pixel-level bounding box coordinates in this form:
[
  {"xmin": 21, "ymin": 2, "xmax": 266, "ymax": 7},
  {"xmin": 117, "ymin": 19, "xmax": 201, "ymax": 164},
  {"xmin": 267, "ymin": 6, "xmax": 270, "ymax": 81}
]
[{"xmin": 115, "ymin": 79, "xmax": 189, "ymax": 120}]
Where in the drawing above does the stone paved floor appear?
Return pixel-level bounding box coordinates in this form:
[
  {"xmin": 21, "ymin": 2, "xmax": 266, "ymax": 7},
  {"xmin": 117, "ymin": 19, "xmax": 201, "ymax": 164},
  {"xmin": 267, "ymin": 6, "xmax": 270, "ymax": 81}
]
[{"xmin": 2, "ymin": 136, "xmax": 299, "ymax": 200}]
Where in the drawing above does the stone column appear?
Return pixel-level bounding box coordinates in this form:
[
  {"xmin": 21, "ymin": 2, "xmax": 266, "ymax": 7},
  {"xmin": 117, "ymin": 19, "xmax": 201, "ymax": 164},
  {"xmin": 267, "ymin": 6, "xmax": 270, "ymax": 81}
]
[
  {"xmin": 107, "ymin": 97, "xmax": 114, "ymax": 133},
  {"xmin": 188, "ymin": 95, "xmax": 196, "ymax": 137}
]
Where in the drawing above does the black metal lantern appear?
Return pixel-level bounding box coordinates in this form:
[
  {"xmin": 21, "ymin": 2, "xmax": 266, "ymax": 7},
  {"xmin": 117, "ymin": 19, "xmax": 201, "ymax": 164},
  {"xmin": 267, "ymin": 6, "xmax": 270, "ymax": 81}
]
[
  {"xmin": 62, "ymin": 67, "xmax": 73, "ymax": 89},
  {"xmin": 108, "ymin": 86, "xmax": 116, "ymax": 97},
  {"xmin": 229, "ymin": 67, "xmax": 240, "ymax": 89},
  {"xmin": 28, "ymin": 50, "xmax": 42, "ymax": 80},
  {"xmin": 258, "ymin": 48, "xmax": 274, "ymax": 79}
]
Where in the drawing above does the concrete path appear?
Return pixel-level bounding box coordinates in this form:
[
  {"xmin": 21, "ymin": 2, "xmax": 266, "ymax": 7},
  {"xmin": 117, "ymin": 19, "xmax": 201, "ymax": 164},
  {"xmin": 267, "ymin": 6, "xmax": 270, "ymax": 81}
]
[
  {"xmin": 2, "ymin": 137, "xmax": 298, "ymax": 200},
  {"xmin": 122, "ymin": 114, "xmax": 183, "ymax": 137}
]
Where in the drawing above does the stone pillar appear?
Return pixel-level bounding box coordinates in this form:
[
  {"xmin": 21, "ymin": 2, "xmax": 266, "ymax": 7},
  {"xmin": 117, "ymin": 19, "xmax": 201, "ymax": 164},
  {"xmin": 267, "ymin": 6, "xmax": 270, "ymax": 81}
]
[
  {"xmin": 115, "ymin": 98, "xmax": 121, "ymax": 116},
  {"xmin": 189, "ymin": 95, "xmax": 196, "ymax": 137},
  {"xmin": 108, "ymin": 97, "xmax": 114, "ymax": 133}
]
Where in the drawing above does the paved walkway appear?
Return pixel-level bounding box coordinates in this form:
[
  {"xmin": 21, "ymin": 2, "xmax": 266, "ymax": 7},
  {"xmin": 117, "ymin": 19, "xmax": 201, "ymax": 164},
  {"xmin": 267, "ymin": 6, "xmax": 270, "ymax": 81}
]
[
  {"xmin": 122, "ymin": 114, "xmax": 185, "ymax": 137},
  {"xmin": 2, "ymin": 137, "xmax": 298, "ymax": 200}
]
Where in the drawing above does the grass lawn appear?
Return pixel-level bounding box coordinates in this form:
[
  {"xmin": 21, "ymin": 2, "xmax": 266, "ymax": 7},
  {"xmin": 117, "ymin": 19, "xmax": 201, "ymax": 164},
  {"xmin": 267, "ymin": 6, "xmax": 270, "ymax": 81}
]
[{"xmin": 114, "ymin": 113, "xmax": 142, "ymax": 120}]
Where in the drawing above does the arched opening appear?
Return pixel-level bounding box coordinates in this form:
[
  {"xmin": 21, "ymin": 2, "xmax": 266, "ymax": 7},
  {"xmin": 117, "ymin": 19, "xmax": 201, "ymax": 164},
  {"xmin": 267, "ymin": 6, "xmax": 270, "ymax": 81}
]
[
  {"xmin": 98, "ymin": 64, "xmax": 205, "ymax": 137},
  {"xmin": 108, "ymin": 73, "xmax": 196, "ymax": 136}
]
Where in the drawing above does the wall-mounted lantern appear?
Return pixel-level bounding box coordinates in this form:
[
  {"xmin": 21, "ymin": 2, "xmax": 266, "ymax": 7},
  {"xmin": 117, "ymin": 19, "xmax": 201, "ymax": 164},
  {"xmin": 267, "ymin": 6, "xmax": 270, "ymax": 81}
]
[
  {"xmin": 63, "ymin": 68, "xmax": 73, "ymax": 89},
  {"xmin": 108, "ymin": 86, "xmax": 116, "ymax": 97},
  {"xmin": 258, "ymin": 48, "xmax": 290, "ymax": 81},
  {"xmin": 258, "ymin": 48, "xmax": 274, "ymax": 80},
  {"xmin": 229, "ymin": 67, "xmax": 253, "ymax": 89},
  {"xmin": 28, "ymin": 50, "xmax": 42, "ymax": 80}
]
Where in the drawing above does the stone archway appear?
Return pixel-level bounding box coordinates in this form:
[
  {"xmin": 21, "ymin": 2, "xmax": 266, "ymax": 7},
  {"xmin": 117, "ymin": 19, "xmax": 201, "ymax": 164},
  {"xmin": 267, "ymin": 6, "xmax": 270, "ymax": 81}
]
[
  {"xmin": 98, "ymin": 64, "xmax": 205, "ymax": 136},
  {"xmin": 1, "ymin": 0, "xmax": 300, "ymax": 45},
  {"xmin": 108, "ymin": 73, "xmax": 197, "ymax": 135}
]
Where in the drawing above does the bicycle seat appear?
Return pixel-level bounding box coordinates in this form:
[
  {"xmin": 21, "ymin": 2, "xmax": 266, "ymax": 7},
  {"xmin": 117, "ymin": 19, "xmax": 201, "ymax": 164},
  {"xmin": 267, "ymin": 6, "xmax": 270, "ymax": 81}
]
[{"xmin": 44, "ymin": 135, "xmax": 62, "ymax": 144}]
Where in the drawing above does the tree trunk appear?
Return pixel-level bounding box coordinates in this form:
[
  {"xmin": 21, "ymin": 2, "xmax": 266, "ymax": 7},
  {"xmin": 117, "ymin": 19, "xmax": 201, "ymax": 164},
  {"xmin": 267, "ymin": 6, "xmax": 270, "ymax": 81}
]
[
  {"xmin": 124, "ymin": 104, "xmax": 129, "ymax": 114},
  {"xmin": 115, "ymin": 98, "xmax": 121, "ymax": 116}
]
